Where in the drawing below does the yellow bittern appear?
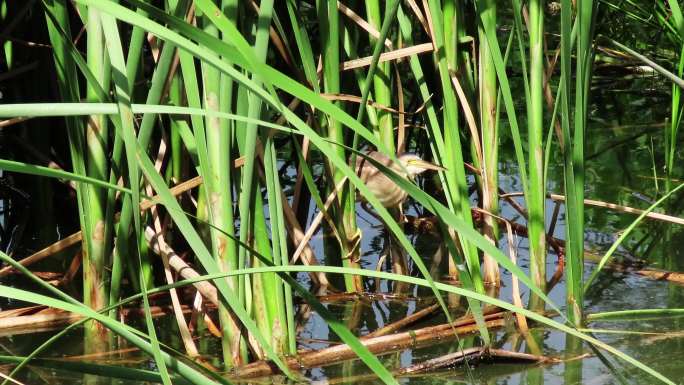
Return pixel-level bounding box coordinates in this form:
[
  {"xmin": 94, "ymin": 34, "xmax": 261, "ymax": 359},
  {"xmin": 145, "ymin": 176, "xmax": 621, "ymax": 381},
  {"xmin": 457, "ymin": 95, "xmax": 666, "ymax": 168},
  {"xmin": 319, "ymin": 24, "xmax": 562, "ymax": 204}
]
[
  {"xmin": 353, "ymin": 151, "xmax": 444, "ymax": 277},
  {"xmin": 354, "ymin": 151, "xmax": 445, "ymax": 209}
]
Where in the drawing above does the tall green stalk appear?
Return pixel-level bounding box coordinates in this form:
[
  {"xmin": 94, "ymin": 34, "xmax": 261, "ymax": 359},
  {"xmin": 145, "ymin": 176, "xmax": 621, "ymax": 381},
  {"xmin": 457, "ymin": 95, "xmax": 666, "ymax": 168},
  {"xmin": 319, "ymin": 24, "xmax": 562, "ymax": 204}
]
[
  {"xmin": 43, "ymin": 0, "xmax": 89, "ymax": 305},
  {"xmin": 317, "ymin": 0, "xmax": 362, "ymax": 292},
  {"xmin": 199, "ymin": 1, "xmax": 245, "ymax": 366},
  {"xmin": 251, "ymin": 192, "xmax": 277, "ymax": 355},
  {"xmin": 261, "ymin": 137, "xmax": 294, "ymax": 354},
  {"xmin": 561, "ymin": 0, "xmax": 597, "ymax": 325},
  {"xmin": 218, "ymin": 0, "xmax": 245, "ymax": 367},
  {"xmin": 250, "ymin": 0, "xmax": 292, "ymax": 354},
  {"xmin": 168, "ymin": 74, "xmax": 184, "ymax": 182},
  {"xmin": 365, "ymin": 0, "xmax": 395, "ymax": 152},
  {"xmin": 83, "ymin": 7, "xmax": 113, "ymax": 357},
  {"xmin": 477, "ymin": 0, "xmax": 500, "ymax": 285},
  {"xmin": 210, "ymin": 0, "xmax": 294, "ymax": 357},
  {"xmin": 44, "ymin": 1, "xmax": 115, "ymax": 378},
  {"xmin": 110, "ymin": 0, "xmax": 190, "ymax": 311},
  {"xmin": 527, "ymin": 0, "xmax": 547, "ymax": 310},
  {"xmin": 667, "ymin": 48, "xmax": 684, "ymax": 189},
  {"xmin": 664, "ymin": 1, "xmax": 684, "ymax": 191},
  {"xmin": 427, "ymin": 0, "xmax": 485, "ymax": 294}
]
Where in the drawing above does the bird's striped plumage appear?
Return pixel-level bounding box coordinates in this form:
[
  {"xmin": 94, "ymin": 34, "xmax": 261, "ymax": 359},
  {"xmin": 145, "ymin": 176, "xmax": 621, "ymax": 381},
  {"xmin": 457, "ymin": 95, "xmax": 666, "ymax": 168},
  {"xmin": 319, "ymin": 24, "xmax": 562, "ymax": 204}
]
[{"xmin": 354, "ymin": 151, "xmax": 440, "ymax": 208}]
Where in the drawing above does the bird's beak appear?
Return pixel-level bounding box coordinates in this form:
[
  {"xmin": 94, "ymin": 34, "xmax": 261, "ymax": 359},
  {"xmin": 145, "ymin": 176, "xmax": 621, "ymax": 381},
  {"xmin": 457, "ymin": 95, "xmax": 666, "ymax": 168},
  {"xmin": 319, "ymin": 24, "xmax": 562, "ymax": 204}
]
[{"xmin": 407, "ymin": 159, "xmax": 447, "ymax": 171}]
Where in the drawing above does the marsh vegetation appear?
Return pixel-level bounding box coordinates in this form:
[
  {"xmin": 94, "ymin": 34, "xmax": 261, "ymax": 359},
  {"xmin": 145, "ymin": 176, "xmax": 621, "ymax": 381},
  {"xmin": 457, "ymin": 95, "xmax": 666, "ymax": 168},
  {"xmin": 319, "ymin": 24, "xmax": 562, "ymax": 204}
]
[{"xmin": 0, "ymin": 0, "xmax": 683, "ymax": 384}]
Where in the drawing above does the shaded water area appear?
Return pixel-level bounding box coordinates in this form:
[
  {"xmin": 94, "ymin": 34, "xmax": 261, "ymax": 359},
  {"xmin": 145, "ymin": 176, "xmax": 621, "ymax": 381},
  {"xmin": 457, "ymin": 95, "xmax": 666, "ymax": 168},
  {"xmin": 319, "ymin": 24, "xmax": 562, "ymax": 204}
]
[{"xmin": 2, "ymin": 45, "xmax": 684, "ymax": 385}]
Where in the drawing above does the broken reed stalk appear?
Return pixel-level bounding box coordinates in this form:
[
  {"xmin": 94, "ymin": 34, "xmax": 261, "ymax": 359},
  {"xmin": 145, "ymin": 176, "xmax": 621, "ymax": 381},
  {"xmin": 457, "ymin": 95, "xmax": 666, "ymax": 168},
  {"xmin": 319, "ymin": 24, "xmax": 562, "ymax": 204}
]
[
  {"xmin": 148, "ymin": 139, "xmax": 199, "ymax": 359},
  {"xmin": 499, "ymin": 191, "xmax": 684, "ymax": 226},
  {"xmin": 0, "ymin": 232, "xmax": 83, "ymax": 278},
  {"xmin": 363, "ymin": 303, "xmax": 440, "ymax": 339},
  {"xmin": 290, "ymin": 176, "xmax": 348, "ymax": 264},
  {"xmin": 397, "ymin": 347, "xmax": 556, "ymax": 375},
  {"xmin": 314, "ymin": 291, "xmax": 423, "ymax": 303},
  {"xmin": 144, "ymin": 227, "xmax": 218, "ymax": 305},
  {"xmin": 232, "ymin": 309, "xmax": 513, "ymax": 379},
  {"xmin": 0, "ymin": 303, "xmax": 197, "ymax": 337},
  {"xmin": 336, "ymin": 1, "xmax": 393, "ymax": 49},
  {"xmin": 340, "ymin": 43, "xmax": 434, "ymax": 71},
  {"xmin": 633, "ymin": 269, "xmax": 684, "ymax": 282},
  {"xmin": 503, "ymin": 220, "xmax": 529, "ymax": 333}
]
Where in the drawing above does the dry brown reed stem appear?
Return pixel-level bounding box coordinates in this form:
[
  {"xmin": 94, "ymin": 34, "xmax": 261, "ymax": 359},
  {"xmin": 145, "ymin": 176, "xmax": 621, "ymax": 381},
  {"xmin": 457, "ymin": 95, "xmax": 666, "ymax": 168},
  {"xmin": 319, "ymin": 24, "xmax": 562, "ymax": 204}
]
[
  {"xmin": 0, "ymin": 232, "xmax": 83, "ymax": 278},
  {"xmin": 537, "ymin": 21, "xmax": 565, "ymax": 150},
  {"xmin": 504, "ymin": 221, "xmax": 529, "ymax": 333},
  {"xmin": 139, "ymin": 175, "xmax": 204, "ymax": 210},
  {"xmin": 0, "ymin": 304, "xmax": 195, "ymax": 337},
  {"xmin": 290, "ymin": 176, "xmax": 348, "ymax": 264},
  {"xmin": 146, "ymin": 34, "xmax": 161, "ymax": 63},
  {"xmin": 550, "ymin": 193, "xmax": 684, "ymax": 225},
  {"xmin": 500, "ymin": 191, "xmax": 684, "ymax": 226},
  {"xmin": 276, "ymin": 107, "xmax": 311, "ymax": 246},
  {"xmin": 547, "ymin": 200, "xmax": 562, "ymax": 238},
  {"xmin": 0, "ymin": 116, "xmax": 30, "ymax": 128},
  {"xmin": 364, "ymin": 303, "xmax": 440, "ymax": 338},
  {"xmin": 188, "ymin": 292, "xmax": 222, "ymax": 339},
  {"xmin": 404, "ymin": 212, "xmax": 565, "ymax": 257},
  {"xmin": 58, "ymin": 250, "xmax": 82, "ymax": 287},
  {"xmin": 621, "ymin": 266, "xmax": 684, "ymax": 285},
  {"xmin": 530, "ymin": 233, "xmax": 684, "ymax": 286},
  {"xmin": 546, "ymin": 253, "xmax": 566, "ymax": 292},
  {"xmin": 421, "ymin": 0, "xmax": 436, "ymax": 44},
  {"xmin": 337, "ymin": 1, "xmax": 393, "ymax": 49},
  {"xmin": 498, "ymin": 187, "xmax": 529, "ymax": 219},
  {"xmin": 0, "ymin": 310, "xmax": 77, "ymax": 336},
  {"xmin": 278, "ymin": 185, "xmax": 331, "ymax": 289},
  {"xmin": 159, "ymin": 4, "xmax": 195, "ymax": 98},
  {"xmin": 395, "ymin": 65, "xmax": 406, "ymax": 154},
  {"xmin": 491, "ymin": 191, "xmax": 568, "ymax": 273},
  {"xmin": 340, "ymin": 43, "xmax": 434, "ymax": 71},
  {"xmin": 404, "ymin": 0, "xmax": 430, "ymax": 35},
  {"xmin": 320, "ymin": 93, "xmax": 418, "ymax": 115},
  {"xmin": 147, "ymin": 135, "xmax": 198, "ymax": 357},
  {"xmin": 233, "ymin": 308, "xmax": 511, "ymax": 379},
  {"xmin": 144, "ymin": 227, "xmax": 218, "ymax": 305},
  {"xmin": 203, "ymin": 314, "xmax": 223, "ymax": 339},
  {"xmin": 471, "ymin": 209, "xmax": 528, "ymax": 329},
  {"xmin": 545, "ymin": 202, "xmax": 566, "ymax": 292},
  {"xmin": 409, "ymin": 210, "xmax": 684, "ymax": 286},
  {"xmin": 0, "ymin": 306, "xmax": 45, "ymax": 319},
  {"xmin": 450, "ymin": 73, "xmax": 483, "ymax": 166}
]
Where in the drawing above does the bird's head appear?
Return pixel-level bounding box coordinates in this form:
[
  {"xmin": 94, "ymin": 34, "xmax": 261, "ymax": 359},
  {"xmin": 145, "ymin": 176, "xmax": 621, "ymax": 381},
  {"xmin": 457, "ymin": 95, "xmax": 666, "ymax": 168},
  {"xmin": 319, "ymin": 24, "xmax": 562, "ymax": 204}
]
[{"xmin": 398, "ymin": 154, "xmax": 446, "ymax": 178}]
